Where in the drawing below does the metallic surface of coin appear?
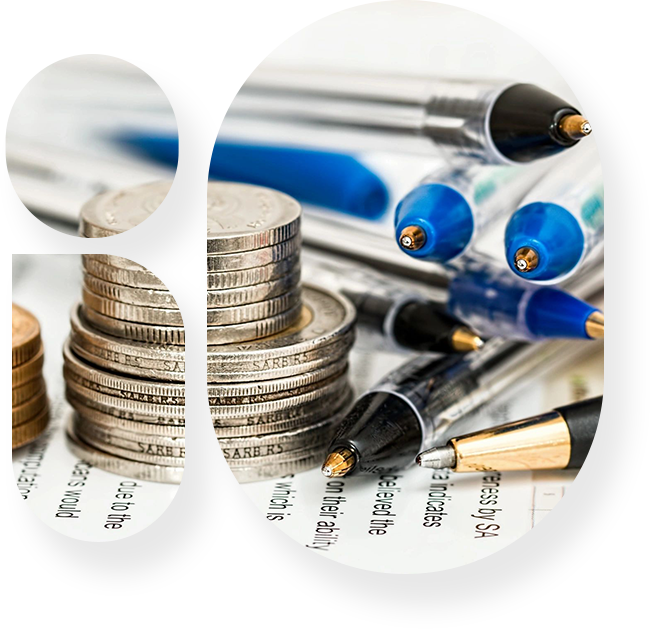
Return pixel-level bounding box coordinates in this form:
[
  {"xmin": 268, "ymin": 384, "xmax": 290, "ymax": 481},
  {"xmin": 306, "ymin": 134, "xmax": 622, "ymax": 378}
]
[
  {"xmin": 12, "ymin": 376, "xmax": 45, "ymax": 407},
  {"xmin": 82, "ymin": 257, "xmax": 167, "ymax": 290},
  {"xmin": 80, "ymin": 181, "xmax": 172, "ymax": 237},
  {"xmin": 12, "ymin": 405, "xmax": 50, "ymax": 449},
  {"xmin": 207, "ymin": 182, "xmax": 301, "ymax": 254},
  {"xmin": 206, "ymin": 236, "xmax": 300, "ymax": 272},
  {"xmin": 84, "ymin": 275, "xmax": 177, "ymax": 308},
  {"xmin": 206, "ymin": 301, "xmax": 302, "ymax": 345},
  {"xmin": 12, "ymin": 388, "xmax": 48, "ymax": 426},
  {"xmin": 12, "ymin": 303, "xmax": 41, "ymax": 367},
  {"xmin": 206, "ymin": 255, "xmax": 300, "ymax": 290},
  {"xmin": 82, "ymin": 307, "xmax": 185, "ymax": 346},
  {"xmin": 206, "ymin": 287, "xmax": 300, "ymax": 325},
  {"xmin": 229, "ymin": 452, "xmax": 325, "ymax": 483},
  {"xmin": 82, "ymin": 288, "xmax": 184, "ymax": 325},
  {"xmin": 206, "ymin": 269, "xmax": 300, "ymax": 308},
  {"xmin": 12, "ymin": 347, "xmax": 45, "ymax": 387}
]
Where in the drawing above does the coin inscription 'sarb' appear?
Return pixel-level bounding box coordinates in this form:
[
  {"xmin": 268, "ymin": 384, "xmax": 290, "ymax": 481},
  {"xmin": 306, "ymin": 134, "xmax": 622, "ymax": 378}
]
[
  {"xmin": 12, "ymin": 303, "xmax": 41, "ymax": 368},
  {"xmin": 207, "ymin": 182, "xmax": 301, "ymax": 254},
  {"xmin": 80, "ymin": 181, "xmax": 172, "ymax": 237}
]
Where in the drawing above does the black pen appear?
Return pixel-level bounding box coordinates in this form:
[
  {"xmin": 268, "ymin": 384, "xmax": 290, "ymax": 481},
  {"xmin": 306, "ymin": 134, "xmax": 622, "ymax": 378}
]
[
  {"xmin": 231, "ymin": 68, "xmax": 591, "ymax": 164},
  {"xmin": 417, "ymin": 396, "xmax": 601, "ymax": 472}
]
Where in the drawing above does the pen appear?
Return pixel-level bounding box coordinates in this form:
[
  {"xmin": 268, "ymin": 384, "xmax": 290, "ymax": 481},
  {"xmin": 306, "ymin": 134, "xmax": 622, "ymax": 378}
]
[
  {"xmin": 321, "ymin": 328, "xmax": 602, "ymax": 477},
  {"xmin": 230, "ymin": 67, "xmax": 592, "ymax": 164},
  {"xmin": 395, "ymin": 161, "xmax": 551, "ymax": 262},
  {"xmin": 417, "ymin": 396, "xmax": 601, "ymax": 472},
  {"xmin": 505, "ymin": 145, "xmax": 603, "ymax": 283},
  {"xmin": 118, "ymin": 133, "xmax": 389, "ymax": 219}
]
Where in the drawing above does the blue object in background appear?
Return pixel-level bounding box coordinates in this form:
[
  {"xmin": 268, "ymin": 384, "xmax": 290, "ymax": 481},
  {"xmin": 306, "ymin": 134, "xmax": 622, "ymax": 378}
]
[
  {"xmin": 447, "ymin": 264, "xmax": 600, "ymax": 341},
  {"xmin": 505, "ymin": 202, "xmax": 584, "ymax": 282},
  {"xmin": 118, "ymin": 133, "xmax": 389, "ymax": 219}
]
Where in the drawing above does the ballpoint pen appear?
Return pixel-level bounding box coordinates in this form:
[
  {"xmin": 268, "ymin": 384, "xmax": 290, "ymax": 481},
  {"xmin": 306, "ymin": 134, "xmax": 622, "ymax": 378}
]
[
  {"xmin": 505, "ymin": 144, "xmax": 603, "ymax": 283},
  {"xmin": 394, "ymin": 161, "xmax": 551, "ymax": 262},
  {"xmin": 320, "ymin": 268, "xmax": 603, "ymax": 477},
  {"xmin": 417, "ymin": 396, "xmax": 601, "ymax": 472},
  {"xmin": 229, "ymin": 67, "xmax": 592, "ymax": 164},
  {"xmin": 118, "ymin": 134, "xmax": 389, "ymax": 219}
]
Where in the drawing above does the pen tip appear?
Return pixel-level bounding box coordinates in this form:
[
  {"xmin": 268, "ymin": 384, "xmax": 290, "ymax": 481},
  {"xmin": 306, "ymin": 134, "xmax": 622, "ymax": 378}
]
[
  {"xmin": 451, "ymin": 326, "xmax": 485, "ymax": 352},
  {"xmin": 514, "ymin": 246, "xmax": 539, "ymax": 273},
  {"xmin": 417, "ymin": 444, "xmax": 456, "ymax": 470},
  {"xmin": 558, "ymin": 114, "xmax": 592, "ymax": 141},
  {"xmin": 585, "ymin": 311, "xmax": 604, "ymax": 339},
  {"xmin": 321, "ymin": 447, "xmax": 356, "ymax": 478},
  {"xmin": 399, "ymin": 225, "xmax": 426, "ymax": 251}
]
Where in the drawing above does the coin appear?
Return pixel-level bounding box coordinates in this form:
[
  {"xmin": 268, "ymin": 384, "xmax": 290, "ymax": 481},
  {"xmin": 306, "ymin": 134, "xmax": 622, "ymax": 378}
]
[
  {"xmin": 12, "ymin": 347, "xmax": 45, "ymax": 387},
  {"xmin": 82, "ymin": 307, "xmax": 185, "ymax": 346},
  {"xmin": 206, "ymin": 236, "xmax": 300, "ymax": 272},
  {"xmin": 207, "ymin": 256, "xmax": 300, "ymax": 291},
  {"xmin": 80, "ymin": 181, "xmax": 172, "ymax": 237},
  {"xmin": 207, "ymin": 301, "xmax": 302, "ymax": 346},
  {"xmin": 12, "ymin": 405, "xmax": 50, "ymax": 449},
  {"xmin": 206, "ymin": 287, "xmax": 300, "ymax": 326},
  {"xmin": 12, "ymin": 388, "xmax": 47, "ymax": 427},
  {"xmin": 12, "ymin": 304, "xmax": 41, "ymax": 367},
  {"xmin": 12, "ymin": 375, "xmax": 45, "ymax": 407},
  {"xmin": 83, "ymin": 256, "xmax": 167, "ymax": 290},
  {"xmin": 84, "ymin": 275, "xmax": 177, "ymax": 309},
  {"xmin": 82, "ymin": 288, "xmax": 184, "ymax": 325},
  {"xmin": 66, "ymin": 418, "xmax": 183, "ymax": 484},
  {"xmin": 229, "ymin": 452, "xmax": 325, "ymax": 483},
  {"xmin": 207, "ymin": 182, "xmax": 301, "ymax": 254},
  {"xmin": 206, "ymin": 269, "xmax": 300, "ymax": 308}
]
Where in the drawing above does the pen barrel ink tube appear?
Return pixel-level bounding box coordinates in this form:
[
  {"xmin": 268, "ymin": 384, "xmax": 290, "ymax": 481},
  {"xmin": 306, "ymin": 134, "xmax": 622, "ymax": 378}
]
[
  {"xmin": 505, "ymin": 145, "xmax": 603, "ymax": 283},
  {"xmin": 233, "ymin": 69, "xmax": 588, "ymax": 164},
  {"xmin": 447, "ymin": 266, "xmax": 600, "ymax": 340},
  {"xmin": 395, "ymin": 162, "xmax": 550, "ymax": 262}
]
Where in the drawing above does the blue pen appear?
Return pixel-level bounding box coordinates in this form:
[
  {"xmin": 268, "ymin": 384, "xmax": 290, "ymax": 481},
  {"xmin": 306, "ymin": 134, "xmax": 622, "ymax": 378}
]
[
  {"xmin": 447, "ymin": 263, "xmax": 604, "ymax": 341},
  {"xmin": 117, "ymin": 133, "xmax": 389, "ymax": 219},
  {"xmin": 394, "ymin": 161, "xmax": 550, "ymax": 263},
  {"xmin": 505, "ymin": 145, "xmax": 603, "ymax": 283}
]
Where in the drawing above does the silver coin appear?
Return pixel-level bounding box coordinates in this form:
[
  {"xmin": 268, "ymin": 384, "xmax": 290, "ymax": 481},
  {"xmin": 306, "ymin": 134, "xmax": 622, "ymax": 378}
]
[
  {"xmin": 207, "ymin": 182, "xmax": 301, "ymax": 254},
  {"xmin": 207, "ymin": 255, "xmax": 300, "ymax": 290},
  {"xmin": 206, "ymin": 236, "xmax": 300, "ymax": 272},
  {"xmin": 66, "ymin": 382, "xmax": 185, "ymax": 422},
  {"xmin": 206, "ymin": 285, "xmax": 355, "ymax": 366},
  {"xmin": 80, "ymin": 181, "xmax": 172, "ymax": 238},
  {"xmin": 206, "ymin": 269, "xmax": 300, "ymax": 308},
  {"xmin": 84, "ymin": 275, "xmax": 177, "ymax": 309},
  {"xmin": 83, "ymin": 257, "xmax": 166, "ymax": 290},
  {"xmin": 82, "ymin": 307, "xmax": 185, "ymax": 346},
  {"xmin": 206, "ymin": 287, "xmax": 300, "ymax": 326},
  {"xmin": 225, "ymin": 443, "xmax": 328, "ymax": 467},
  {"xmin": 208, "ymin": 365, "xmax": 348, "ymax": 406},
  {"xmin": 210, "ymin": 373, "xmax": 350, "ymax": 419},
  {"xmin": 63, "ymin": 341, "xmax": 185, "ymax": 401},
  {"xmin": 214, "ymin": 387, "xmax": 354, "ymax": 437},
  {"xmin": 206, "ymin": 301, "xmax": 302, "ymax": 346},
  {"xmin": 82, "ymin": 288, "xmax": 184, "ymax": 325},
  {"xmin": 69, "ymin": 306, "xmax": 185, "ymax": 381},
  {"xmin": 70, "ymin": 401, "xmax": 186, "ymax": 437},
  {"xmin": 207, "ymin": 335, "xmax": 354, "ymax": 382},
  {"xmin": 73, "ymin": 414, "xmax": 185, "ymax": 448},
  {"xmin": 67, "ymin": 417, "xmax": 183, "ymax": 484},
  {"xmin": 75, "ymin": 427, "xmax": 185, "ymax": 466},
  {"xmin": 206, "ymin": 358, "xmax": 346, "ymax": 398},
  {"xmin": 230, "ymin": 452, "xmax": 323, "ymax": 483}
]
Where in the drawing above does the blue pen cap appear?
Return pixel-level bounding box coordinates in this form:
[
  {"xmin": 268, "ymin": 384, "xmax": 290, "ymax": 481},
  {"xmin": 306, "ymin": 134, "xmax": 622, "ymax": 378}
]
[
  {"xmin": 506, "ymin": 202, "xmax": 584, "ymax": 281},
  {"xmin": 526, "ymin": 288, "xmax": 599, "ymax": 339},
  {"xmin": 394, "ymin": 184, "xmax": 474, "ymax": 262}
]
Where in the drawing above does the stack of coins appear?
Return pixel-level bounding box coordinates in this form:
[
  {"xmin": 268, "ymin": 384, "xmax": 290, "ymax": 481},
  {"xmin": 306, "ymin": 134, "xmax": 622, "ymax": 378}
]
[
  {"xmin": 12, "ymin": 304, "xmax": 49, "ymax": 449},
  {"xmin": 64, "ymin": 182, "xmax": 185, "ymax": 483},
  {"xmin": 79, "ymin": 181, "xmax": 172, "ymax": 238},
  {"xmin": 207, "ymin": 183, "xmax": 356, "ymax": 482}
]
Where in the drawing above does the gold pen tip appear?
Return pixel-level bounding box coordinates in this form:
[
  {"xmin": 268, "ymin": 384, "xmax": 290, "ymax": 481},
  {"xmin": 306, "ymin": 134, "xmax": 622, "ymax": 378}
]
[
  {"xmin": 321, "ymin": 447, "xmax": 356, "ymax": 478},
  {"xmin": 558, "ymin": 114, "xmax": 592, "ymax": 140},
  {"xmin": 451, "ymin": 326, "xmax": 485, "ymax": 352},
  {"xmin": 399, "ymin": 225, "xmax": 426, "ymax": 251},
  {"xmin": 514, "ymin": 246, "xmax": 539, "ymax": 273},
  {"xmin": 585, "ymin": 311, "xmax": 604, "ymax": 339}
]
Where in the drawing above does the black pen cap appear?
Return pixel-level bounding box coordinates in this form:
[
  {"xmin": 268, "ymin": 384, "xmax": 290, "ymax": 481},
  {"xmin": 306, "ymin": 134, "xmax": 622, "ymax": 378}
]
[
  {"xmin": 393, "ymin": 301, "xmax": 462, "ymax": 353},
  {"xmin": 327, "ymin": 391, "xmax": 422, "ymax": 475},
  {"xmin": 490, "ymin": 84, "xmax": 582, "ymax": 163}
]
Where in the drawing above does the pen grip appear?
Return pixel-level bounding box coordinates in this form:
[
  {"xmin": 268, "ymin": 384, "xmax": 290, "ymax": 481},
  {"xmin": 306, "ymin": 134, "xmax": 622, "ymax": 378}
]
[{"xmin": 556, "ymin": 396, "xmax": 602, "ymax": 468}]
